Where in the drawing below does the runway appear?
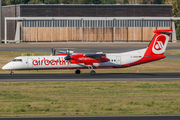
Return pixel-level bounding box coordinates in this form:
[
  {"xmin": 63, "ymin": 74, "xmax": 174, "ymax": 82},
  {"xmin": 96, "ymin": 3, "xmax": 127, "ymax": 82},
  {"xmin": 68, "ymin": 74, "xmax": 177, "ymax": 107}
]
[{"xmin": 0, "ymin": 73, "xmax": 180, "ymax": 82}]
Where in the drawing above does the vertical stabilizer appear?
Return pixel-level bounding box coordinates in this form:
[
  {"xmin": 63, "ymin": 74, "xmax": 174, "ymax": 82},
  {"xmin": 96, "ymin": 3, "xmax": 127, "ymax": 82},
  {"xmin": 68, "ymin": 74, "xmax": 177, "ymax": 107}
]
[{"xmin": 144, "ymin": 30, "xmax": 173, "ymax": 56}]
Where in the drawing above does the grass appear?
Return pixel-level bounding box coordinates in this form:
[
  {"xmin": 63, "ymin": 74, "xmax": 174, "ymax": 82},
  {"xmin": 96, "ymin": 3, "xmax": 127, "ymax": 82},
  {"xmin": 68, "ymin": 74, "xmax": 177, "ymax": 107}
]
[
  {"xmin": 0, "ymin": 50, "xmax": 180, "ymax": 74},
  {"xmin": 0, "ymin": 81, "xmax": 180, "ymax": 117},
  {"xmin": 165, "ymin": 49, "xmax": 180, "ymax": 55}
]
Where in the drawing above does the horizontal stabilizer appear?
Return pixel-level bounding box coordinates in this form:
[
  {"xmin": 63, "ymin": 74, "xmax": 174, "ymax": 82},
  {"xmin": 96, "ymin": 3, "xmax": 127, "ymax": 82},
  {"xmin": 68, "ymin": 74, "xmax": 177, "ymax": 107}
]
[{"xmin": 154, "ymin": 30, "xmax": 173, "ymax": 34}]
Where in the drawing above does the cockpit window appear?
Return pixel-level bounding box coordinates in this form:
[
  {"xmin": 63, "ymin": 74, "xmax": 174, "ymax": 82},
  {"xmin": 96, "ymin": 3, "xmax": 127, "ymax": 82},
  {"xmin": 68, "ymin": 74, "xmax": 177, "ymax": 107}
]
[{"xmin": 12, "ymin": 59, "xmax": 22, "ymax": 62}]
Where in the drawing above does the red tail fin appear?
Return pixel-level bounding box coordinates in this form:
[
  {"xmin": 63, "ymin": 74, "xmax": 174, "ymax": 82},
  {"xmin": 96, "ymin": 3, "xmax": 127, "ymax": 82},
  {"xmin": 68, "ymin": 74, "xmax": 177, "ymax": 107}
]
[{"xmin": 144, "ymin": 30, "xmax": 173, "ymax": 56}]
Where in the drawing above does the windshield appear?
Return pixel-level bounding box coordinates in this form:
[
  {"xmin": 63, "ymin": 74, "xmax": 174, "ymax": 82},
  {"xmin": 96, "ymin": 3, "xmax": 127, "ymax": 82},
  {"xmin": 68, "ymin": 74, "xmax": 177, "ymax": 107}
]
[{"xmin": 12, "ymin": 59, "xmax": 22, "ymax": 62}]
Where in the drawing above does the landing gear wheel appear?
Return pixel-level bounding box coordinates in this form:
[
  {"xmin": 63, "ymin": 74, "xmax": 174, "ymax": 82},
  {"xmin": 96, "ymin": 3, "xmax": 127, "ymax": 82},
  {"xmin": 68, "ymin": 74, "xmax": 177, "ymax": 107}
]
[
  {"xmin": 10, "ymin": 71, "xmax": 14, "ymax": 75},
  {"xmin": 75, "ymin": 69, "xmax": 81, "ymax": 74},
  {"xmin": 90, "ymin": 70, "xmax": 96, "ymax": 75}
]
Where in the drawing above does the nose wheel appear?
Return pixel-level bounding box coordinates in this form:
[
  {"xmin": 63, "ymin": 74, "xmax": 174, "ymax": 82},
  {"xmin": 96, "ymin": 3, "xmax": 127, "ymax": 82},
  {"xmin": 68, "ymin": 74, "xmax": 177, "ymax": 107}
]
[
  {"xmin": 75, "ymin": 69, "xmax": 81, "ymax": 74},
  {"xmin": 10, "ymin": 70, "xmax": 14, "ymax": 75}
]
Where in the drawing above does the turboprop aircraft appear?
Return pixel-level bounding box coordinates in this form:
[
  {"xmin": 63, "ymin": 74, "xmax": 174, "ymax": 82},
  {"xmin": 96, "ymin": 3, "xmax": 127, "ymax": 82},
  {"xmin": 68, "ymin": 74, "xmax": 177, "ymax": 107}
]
[{"xmin": 2, "ymin": 29, "xmax": 173, "ymax": 75}]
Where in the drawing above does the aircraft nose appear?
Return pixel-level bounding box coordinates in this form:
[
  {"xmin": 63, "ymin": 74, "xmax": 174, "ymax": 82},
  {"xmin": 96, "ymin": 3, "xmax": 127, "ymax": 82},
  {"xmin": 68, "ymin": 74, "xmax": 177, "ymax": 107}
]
[{"xmin": 2, "ymin": 64, "xmax": 10, "ymax": 70}]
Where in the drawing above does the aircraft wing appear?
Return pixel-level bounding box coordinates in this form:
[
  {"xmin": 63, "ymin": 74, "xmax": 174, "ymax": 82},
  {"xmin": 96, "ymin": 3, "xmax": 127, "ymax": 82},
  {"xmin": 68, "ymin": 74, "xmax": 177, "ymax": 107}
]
[
  {"xmin": 57, "ymin": 50, "xmax": 77, "ymax": 55},
  {"xmin": 57, "ymin": 51, "xmax": 105, "ymax": 58},
  {"xmin": 84, "ymin": 53, "xmax": 105, "ymax": 58},
  {"xmin": 57, "ymin": 51, "xmax": 67, "ymax": 54}
]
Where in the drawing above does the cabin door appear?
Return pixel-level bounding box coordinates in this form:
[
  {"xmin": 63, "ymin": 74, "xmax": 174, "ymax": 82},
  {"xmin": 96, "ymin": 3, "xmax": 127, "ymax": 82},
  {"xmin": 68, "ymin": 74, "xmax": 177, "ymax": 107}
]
[
  {"xmin": 116, "ymin": 56, "xmax": 121, "ymax": 65},
  {"xmin": 27, "ymin": 58, "xmax": 32, "ymax": 68}
]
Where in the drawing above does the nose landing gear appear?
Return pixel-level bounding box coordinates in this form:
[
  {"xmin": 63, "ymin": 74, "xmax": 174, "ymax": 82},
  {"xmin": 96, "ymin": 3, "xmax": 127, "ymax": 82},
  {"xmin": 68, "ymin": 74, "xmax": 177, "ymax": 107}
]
[{"xmin": 10, "ymin": 70, "xmax": 14, "ymax": 75}]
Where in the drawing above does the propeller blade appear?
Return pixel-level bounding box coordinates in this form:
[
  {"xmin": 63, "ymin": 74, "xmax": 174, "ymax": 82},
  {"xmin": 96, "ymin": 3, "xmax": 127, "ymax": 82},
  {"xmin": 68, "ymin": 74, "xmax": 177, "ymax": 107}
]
[
  {"xmin": 66, "ymin": 49, "xmax": 69, "ymax": 56},
  {"xmin": 65, "ymin": 49, "xmax": 71, "ymax": 60},
  {"xmin": 69, "ymin": 60, "xmax": 71, "ymax": 69},
  {"xmin": 66, "ymin": 60, "xmax": 68, "ymax": 69},
  {"xmin": 66, "ymin": 60, "xmax": 71, "ymax": 70},
  {"xmin": 53, "ymin": 48, "xmax": 56, "ymax": 55}
]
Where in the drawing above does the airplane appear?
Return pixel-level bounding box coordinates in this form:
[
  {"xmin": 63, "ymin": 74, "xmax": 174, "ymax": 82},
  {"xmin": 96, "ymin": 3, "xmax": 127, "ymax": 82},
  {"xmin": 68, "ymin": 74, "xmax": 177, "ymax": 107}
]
[{"xmin": 2, "ymin": 29, "xmax": 173, "ymax": 75}]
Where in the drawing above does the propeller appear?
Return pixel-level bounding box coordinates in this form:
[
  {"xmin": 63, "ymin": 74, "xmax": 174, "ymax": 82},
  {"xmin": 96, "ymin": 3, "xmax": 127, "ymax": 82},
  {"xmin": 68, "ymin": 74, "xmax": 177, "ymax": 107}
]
[
  {"xmin": 54, "ymin": 48, "xmax": 56, "ymax": 55},
  {"xmin": 64, "ymin": 49, "xmax": 72, "ymax": 69},
  {"xmin": 56, "ymin": 48, "xmax": 75, "ymax": 69},
  {"xmin": 51, "ymin": 48, "xmax": 56, "ymax": 56},
  {"xmin": 64, "ymin": 49, "xmax": 72, "ymax": 60}
]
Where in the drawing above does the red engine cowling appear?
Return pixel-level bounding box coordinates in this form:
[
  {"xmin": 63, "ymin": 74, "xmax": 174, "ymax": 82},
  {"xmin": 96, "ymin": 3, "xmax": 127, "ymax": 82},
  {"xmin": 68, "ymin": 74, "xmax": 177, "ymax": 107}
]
[{"xmin": 70, "ymin": 54, "xmax": 109, "ymax": 65}]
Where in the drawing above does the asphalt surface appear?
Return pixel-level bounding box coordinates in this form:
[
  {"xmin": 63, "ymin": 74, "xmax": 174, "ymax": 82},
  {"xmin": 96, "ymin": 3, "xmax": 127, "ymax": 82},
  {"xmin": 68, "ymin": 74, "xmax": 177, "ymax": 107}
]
[
  {"xmin": 165, "ymin": 55, "xmax": 180, "ymax": 60},
  {"xmin": 1, "ymin": 116, "xmax": 180, "ymax": 120},
  {"xmin": 0, "ymin": 73, "xmax": 180, "ymax": 82},
  {"xmin": 0, "ymin": 46, "xmax": 147, "ymax": 53},
  {"xmin": 0, "ymin": 42, "xmax": 180, "ymax": 53}
]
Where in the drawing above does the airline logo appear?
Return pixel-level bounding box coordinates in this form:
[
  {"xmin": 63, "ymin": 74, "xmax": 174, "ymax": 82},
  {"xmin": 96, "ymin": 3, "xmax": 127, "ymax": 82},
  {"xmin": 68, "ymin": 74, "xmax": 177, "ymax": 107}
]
[
  {"xmin": 32, "ymin": 57, "xmax": 69, "ymax": 66},
  {"xmin": 155, "ymin": 41, "xmax": 164, "ymax": 50},
  {"xmin": 152, "ymin": 34, "xmax": 169, "ymax": 54}
]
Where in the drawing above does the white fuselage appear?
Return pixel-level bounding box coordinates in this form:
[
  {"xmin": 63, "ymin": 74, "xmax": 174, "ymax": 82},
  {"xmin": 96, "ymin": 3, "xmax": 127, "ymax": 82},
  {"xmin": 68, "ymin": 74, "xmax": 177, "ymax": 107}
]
[{"xmin": 2, "ymin": 48, "xmax": 147, "ymax": 70}]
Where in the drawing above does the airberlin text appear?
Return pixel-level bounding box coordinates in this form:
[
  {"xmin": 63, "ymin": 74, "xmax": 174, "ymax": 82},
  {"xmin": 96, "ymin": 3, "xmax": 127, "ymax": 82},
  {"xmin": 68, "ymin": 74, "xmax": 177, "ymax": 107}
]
[{"xmin": 32, "ymin": 57, "xmax": 69, "ymax": 66}]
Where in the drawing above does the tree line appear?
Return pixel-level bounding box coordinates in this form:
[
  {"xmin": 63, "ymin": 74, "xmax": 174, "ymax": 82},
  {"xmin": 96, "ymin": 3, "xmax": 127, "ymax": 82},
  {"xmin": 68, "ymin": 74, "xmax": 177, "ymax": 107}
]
[
  {"xmin": 2, "ymin": 0, "xmax": 180, "ymax": 40},
  {"xmin": 1, "ymin": 0, "xmax": 169, "ymax": 5},
  {"xmin": 2, "ymin": 0, "xmax": 115, "ymax": 5}
]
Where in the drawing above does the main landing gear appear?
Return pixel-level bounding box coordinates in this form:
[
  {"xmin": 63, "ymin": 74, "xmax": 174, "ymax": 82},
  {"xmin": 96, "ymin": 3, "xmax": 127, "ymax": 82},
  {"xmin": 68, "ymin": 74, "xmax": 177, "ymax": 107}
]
[
  {"xmin": 88, "ymin": 65, "xmax": 96, "ymax": 75},
  {"xmin": 10, "ymin": 70, "xmax": 14, "ymax": 75},
  {"xmin": 75, "ymin": 66, "xmax": 96, "ymax": 75},
  {"xmin": 90, "ymin": 70, "xmax": 96, "ymax": 75},
  {"xmin": 75, "ymin": 69, "xmax": 81, "ymax": 74}
]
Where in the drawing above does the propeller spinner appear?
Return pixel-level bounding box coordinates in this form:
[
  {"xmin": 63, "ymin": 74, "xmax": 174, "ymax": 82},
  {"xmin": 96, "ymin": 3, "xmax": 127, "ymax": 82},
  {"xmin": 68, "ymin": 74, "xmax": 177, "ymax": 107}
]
[{"xmin": 64, "ymin": 49, "xmax": 71, "ymax": 60}]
